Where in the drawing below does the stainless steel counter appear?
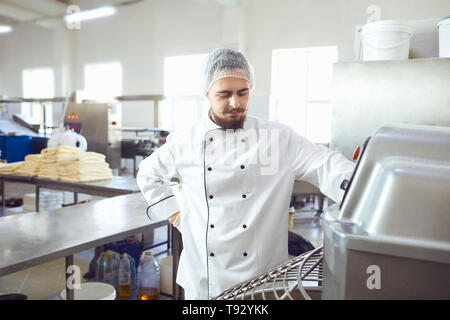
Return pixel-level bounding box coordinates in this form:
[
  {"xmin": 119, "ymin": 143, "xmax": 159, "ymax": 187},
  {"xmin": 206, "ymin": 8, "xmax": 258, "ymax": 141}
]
[
  {"xmin": 34, "ymin": 176, "xmax": 140, "ymax": 210},
  {"xmin": 0, "ymin": 174, "xmax": 140, "ymax": 212},
  {"xmin": 0, "ymin": 193, "xmax": 171, "ymax": 299}
]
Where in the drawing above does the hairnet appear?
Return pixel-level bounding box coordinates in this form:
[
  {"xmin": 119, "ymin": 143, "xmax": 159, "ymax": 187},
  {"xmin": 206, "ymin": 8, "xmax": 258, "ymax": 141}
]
[{"xmin": 203, "ymin": 48, "xmax": 255, "ymax": 94}]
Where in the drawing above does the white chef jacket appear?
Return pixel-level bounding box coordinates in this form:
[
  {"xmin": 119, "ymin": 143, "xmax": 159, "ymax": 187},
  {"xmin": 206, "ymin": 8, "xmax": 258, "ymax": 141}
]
[{"xmin": 137, "ymin": 112, "xmax": 355, "ymax": 300}]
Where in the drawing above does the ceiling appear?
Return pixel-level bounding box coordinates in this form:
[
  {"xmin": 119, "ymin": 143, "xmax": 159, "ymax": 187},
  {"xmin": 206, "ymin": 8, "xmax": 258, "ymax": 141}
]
[{"xmin": 0, "ymin": 0, "xmax": 142, "ymax": 29}]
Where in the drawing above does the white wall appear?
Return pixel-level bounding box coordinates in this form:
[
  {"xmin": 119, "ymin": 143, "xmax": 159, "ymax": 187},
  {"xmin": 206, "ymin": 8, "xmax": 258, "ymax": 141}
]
[
  {"xmin": 244, "ymin": 0, "xmax": 450, "ymax": 118},
  {"xmin": 1, "ymin": 0, "xmax": 449, "ymax": 124}
]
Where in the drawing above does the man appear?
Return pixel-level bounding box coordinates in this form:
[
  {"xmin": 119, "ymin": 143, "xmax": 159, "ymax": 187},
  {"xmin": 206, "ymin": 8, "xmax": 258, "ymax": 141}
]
[{"xmin": 137, "ymin": 48, "xmax": 355, "ymax": 299}]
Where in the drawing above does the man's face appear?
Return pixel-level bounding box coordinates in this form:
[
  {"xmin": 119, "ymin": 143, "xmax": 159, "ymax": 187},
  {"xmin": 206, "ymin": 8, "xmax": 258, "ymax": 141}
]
[{"xmin": 206, "ymin": 77, "xmax": 250, "ymax": 130}]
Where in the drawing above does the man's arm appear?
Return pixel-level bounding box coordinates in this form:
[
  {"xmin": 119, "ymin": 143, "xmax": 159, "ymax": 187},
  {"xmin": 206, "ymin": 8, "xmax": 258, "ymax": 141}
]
[
  {"xmin": 289, "ymin": 130, "xmax": 355, "ymax": 202},
  {"xmin": 137, "ymin": 141, "xmax": 181, "ymax": 222}
]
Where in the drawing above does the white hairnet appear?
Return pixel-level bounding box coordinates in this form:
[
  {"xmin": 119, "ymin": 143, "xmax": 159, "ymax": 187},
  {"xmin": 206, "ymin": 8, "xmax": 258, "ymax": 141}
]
[{"xmin": 203, "ymin": 48, "xmax": 255, "ymax": 94}]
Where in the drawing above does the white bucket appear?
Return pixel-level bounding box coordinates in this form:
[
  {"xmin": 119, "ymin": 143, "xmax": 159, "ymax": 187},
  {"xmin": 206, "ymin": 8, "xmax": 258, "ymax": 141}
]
[
  {"xmin": 437, "ymin": 17, "xmax": 450, "ymax": 58},
  {"xmin": 59, "ymin": 282, "xmax": 116, "ymax": 300},
  {"xmin": 361, "ymin": 20, "xmax": 414, "ymax": 61},
  {"xmin": 159, "ymin": 256, "xmax": 173, "ymax": 296}
]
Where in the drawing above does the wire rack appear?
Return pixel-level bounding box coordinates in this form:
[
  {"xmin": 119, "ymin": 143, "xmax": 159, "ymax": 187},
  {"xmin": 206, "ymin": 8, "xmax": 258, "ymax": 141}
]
[{"xmin": 213, "ymin": 246, "xmax": 323, "ymax": 300}]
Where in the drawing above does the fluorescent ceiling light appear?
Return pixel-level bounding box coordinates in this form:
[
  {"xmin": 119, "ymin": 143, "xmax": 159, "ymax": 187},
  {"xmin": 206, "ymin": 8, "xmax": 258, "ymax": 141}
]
[
  {"xmin": 0, "ymin": 25, "xmax": 13, "ymax": 34},
  {"xmin": 64, "ymin": 6, "xmax": 117, "ymax": 23}
]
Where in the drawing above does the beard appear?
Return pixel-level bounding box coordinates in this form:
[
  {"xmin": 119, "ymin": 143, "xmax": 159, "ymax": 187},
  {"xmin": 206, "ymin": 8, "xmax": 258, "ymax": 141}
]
[{"xmin": 209, "ymin": 108, "xmax": 247, "ymax": 130}]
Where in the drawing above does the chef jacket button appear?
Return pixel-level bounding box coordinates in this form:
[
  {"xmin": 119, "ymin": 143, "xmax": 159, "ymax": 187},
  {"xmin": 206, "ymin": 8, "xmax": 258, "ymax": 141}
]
[
  {"xmin": 210, "ymin": 224, "xmax": 214, "ymax": 228},
  {"xmin": 209, "ymin": 137, "xmax": 214, "ymax": 142},
  {"xmin": 242, "ymin": 194, "xmax": 247, "ymax": 199},
  {"xmin": 241, "ymin": 138, "xmax": 245, "ymax": 143},
  {"xmin": 243, "ymin": 252, "xmax": 248, "ymax": 257},
  {"xmin": 242, "ymin": 224, "xmax": 247, "ymax": 229},
  {"xmin": 240, "ymin": 165, "xmax": 245, "ymax": 169},
  {"xmin": 210, "ymin": 253, "xmax": 215, "ymax": 257},
  {"xmin": 208, "ymin": 167, "xmax": 212, "ymax": 171},
  {"xmin": 209, "ymin": 195, "xmax": 214, "ymax": 199}
]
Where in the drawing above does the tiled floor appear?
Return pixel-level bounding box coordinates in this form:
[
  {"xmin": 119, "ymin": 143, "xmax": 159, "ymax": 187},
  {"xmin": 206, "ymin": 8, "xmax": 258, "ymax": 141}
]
[{"xmin": 0, "ymin": 181, "xmax": 324, "ymax": 300}]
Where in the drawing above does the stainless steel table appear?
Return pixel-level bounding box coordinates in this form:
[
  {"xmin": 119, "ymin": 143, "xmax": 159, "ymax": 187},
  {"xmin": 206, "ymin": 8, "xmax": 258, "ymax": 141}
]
[
  {"xmin": 0, "ymin": 174, "xmax": 140, "ymax": 212},
  {"xmin": 0, "ymin": 174, "xmax": 34, "ymax": 215},
  {"xmin": 0, "ymin": 193, "xmax": 177, "ymax": 300}
]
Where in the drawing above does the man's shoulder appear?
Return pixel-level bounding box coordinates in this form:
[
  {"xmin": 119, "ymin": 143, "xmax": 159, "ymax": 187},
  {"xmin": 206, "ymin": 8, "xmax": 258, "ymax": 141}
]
[{"xmin": 165, "ymin": 119, "xmax": 205, "ymax": 145}]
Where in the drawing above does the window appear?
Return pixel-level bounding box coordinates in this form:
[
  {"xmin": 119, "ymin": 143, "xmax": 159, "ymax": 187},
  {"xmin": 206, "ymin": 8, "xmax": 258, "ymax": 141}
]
[
  {"xmin": 84, "ymin": 62, "xmax": 122, "ymax": 101},
  {"xmin": 161, "ymin": 54, "xmax": 208, "ymax": 131},
  {"xmin": 270, "ymin": 47, "xmax": 337, "ymax": 143},
  {"xmin": 22, "ymin": 68, "xmax": 55, "ymax": 129}
]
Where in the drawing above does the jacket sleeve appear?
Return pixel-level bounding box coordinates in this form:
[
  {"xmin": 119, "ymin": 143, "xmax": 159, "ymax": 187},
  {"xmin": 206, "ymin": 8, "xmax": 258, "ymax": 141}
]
[
  {"xmin": 289, "ymin": 130, "xmax": 355, "ymax": 202},
  {"xmin": 137, "ymin": 139, "xmax": 181, "ymax": 221}
]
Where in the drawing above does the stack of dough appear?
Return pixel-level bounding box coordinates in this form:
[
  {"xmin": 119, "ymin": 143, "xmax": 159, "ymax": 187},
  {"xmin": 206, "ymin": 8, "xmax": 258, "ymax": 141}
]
[
  {"xmin": 38, "ymin": 148, "xmax": 59, "ymax": 180},
  {"xmin": 0, "ymin": 162, "xmax": 23, "ymax": 174},
  {"xmin": 13, "ymin": 154, "xmax": 42, "ymax": 176},
  {"xmin": 58, "ymin": 148, "xmax": 113, "ymax": 182}
]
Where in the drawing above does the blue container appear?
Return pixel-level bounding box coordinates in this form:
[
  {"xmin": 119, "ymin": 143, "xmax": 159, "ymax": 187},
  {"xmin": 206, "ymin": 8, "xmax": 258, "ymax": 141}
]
[
  {"xmin": 31, "ymin": 136, "xmax": 49, "ymax": 155},
  {"xmin": 0, "ymin": 135, "xmax": 33, "ymax": 163},
  {"xmin": 105, "ymin": 237, "xmax": 143, "ymax": 267}
]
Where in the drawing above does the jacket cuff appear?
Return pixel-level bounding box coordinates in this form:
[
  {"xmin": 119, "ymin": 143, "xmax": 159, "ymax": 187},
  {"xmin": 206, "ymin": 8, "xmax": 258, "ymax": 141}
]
[{"xmin": 146, "ymin": 195, "xmax": 180, "ymax": 221}]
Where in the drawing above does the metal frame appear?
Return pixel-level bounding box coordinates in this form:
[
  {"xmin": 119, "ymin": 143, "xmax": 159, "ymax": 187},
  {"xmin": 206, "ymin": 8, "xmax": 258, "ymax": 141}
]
[
  {"xmin": 213, "ymin": 246, "xmax": 323, "ymax": 300},
  {"xmin": 0, "ymin": 193, "xmax": 173, "ymax": 300}
]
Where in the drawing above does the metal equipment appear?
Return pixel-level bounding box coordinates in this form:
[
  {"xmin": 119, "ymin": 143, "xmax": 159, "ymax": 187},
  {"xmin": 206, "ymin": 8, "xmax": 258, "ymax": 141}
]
[
  {"xmin": 63, "ymin": 103, "xmax": 122, "ymax": 171},
  {"xmin": 322, "ymin": 123, "xmax": 450, "ymax": 299},
  {"xmin": 214, "ymin": 247, "xmax": 323, "ymax": 300},
  {"xmin": 120, "ymin": 128, "xmax": 170, "ymax": 177},
  {"xmin": 215, "ymin": 123, "xmax": 450, "ymax": 300}
]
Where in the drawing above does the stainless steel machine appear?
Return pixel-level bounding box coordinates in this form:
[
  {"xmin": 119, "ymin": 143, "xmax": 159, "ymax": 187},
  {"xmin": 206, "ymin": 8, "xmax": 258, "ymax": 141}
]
[
  {"xmin": 63, "ymin": 103, "xmax": 122, "ymax": 171},
  {"xmin": 214, "ymin": 123, "xmax": 450, "ymax": 300},
  {"xmin": 322, "ymin": 123, "xmax": 450, "ymax": 299}
]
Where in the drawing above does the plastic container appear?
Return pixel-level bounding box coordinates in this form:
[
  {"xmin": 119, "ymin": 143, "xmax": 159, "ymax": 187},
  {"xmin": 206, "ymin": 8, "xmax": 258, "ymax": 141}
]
[
  {"xmin": 59, "ymin": 282, "xmax": 116, "ymax": 300},
  {"xmin": 112, "ymin": 252, "xmax": 121, "ymax": 290},
  {"xmin": 137, "ymin": 252, "xmax": 160, "ymax": 300},
  {"xmin": 119, "ymin": 254, "xmax": 132, "ymax": 297},
  {"xmin": 159, "ymin": 256, "xmax": 173, "ymax": 296},
  {"xmin": 126, "ymin": 254, "xmax": 138, "ymax": 293},
  {"xmin": 361, "ymin": 20, "xmax": 414, "ymax": 61},
  {"xmin": 437, "ymin": 16, "xmax": 450, "ymax": 58},
  {"xmin": 0, "ymin": 135, "xmax": 32, "ymax": 163},
  {"xmin": 96, "ymin": 252, "xmax": 105, "ymax": 282},
  {"xmin": 105, "ymin": 237, "xmax": 143, "ymax": 267},
  {"xmin": 103, "ymin": 253, "xmax": 114, "ymax": 287}
]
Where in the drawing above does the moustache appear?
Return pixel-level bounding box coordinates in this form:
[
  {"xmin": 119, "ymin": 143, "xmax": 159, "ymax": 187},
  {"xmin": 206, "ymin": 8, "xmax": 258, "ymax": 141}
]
[{"xmin": 226, "ymin": 109, "xmax": 246, "ymax": 113}]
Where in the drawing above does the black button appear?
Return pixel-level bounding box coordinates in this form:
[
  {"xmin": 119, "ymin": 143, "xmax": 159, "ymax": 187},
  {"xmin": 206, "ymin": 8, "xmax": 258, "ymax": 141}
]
[
  {"xmin": 210, "ymin": 253, "xmax": 215, "ymax": 257},
  {"xmin": 210, "ymin": 224, "xmax": 214, "ymax": 228},
  {"xmin": 209, "ymin": 195, "xmax": 214, "ymax": 199},
  {"xmin": 242, "ymin": 194, "xmax": 247, "ymax": 199},
  {"xmin": 243, "ymin": 224, "xmax": 247, "ymax": 229},
  {"xmin": 243, "ymin": 252, "xmax": 248, "ymax": 257},
  {"xmin": 241, "ymin": 139, "xmax": 245, "ymax": 143},
  {"xmin": 208, "ymin": 167, "xmax": 212, "ymax": 171},
  {"xmin": 209, "ymin": 137, "xmax": 214, "ymax": 142},
  {"xmin": 240, "ymin": 165, "xmax": 245, "ymax": 169}
]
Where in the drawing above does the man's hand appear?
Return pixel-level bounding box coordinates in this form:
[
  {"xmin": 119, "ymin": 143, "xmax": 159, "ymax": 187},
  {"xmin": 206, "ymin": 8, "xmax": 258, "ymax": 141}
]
[{"xmin": 168, "ymin": 211, "xmax": 180, "ymax": 224}]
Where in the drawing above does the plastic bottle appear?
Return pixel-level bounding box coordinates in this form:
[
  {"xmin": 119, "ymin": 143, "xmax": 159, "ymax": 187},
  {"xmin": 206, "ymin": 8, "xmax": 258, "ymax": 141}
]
[
  {"xmin": 96, "ymin": 252, "xmax": 106, "ymax": 282},
  {"xmin": 137, "ymin": 252, "xmax": 160, "ymax": 300},
  {"xmin": 112, "ymin": 252, "xmax": 121, "ymax": 290},
  {"xmin": 119, "ymin": 253, "xmax": 132, "ymax": 297},
  {"xmin": 126, "ymin": 254, "xmax": 137, "ymax": 294},
  {"xmin": 104, "ymin": 253, "xmax": 114, "ymax": 286}
]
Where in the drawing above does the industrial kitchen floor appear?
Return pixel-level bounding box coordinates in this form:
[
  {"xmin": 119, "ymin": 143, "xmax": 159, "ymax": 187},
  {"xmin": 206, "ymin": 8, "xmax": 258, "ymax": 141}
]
[{"xmin": 0, "ymin": 181, "xmax": 324, "ymax": 300}]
